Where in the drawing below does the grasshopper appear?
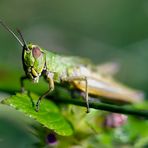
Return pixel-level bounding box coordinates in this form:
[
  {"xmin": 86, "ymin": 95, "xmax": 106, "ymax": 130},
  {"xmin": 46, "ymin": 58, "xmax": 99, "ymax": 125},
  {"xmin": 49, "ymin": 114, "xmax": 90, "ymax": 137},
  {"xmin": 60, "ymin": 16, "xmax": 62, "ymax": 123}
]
[{"xmin": 0, "ymin": 20, "xmax": 144, "ymax": 113}]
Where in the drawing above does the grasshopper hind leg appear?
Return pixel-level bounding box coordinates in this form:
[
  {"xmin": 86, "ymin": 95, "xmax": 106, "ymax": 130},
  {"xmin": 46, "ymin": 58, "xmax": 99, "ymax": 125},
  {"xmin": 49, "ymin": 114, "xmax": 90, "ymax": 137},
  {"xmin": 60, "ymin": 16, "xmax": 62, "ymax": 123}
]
[
  {"xmin": 71, "ymin": 90, "xmax": 87, "ymax": 101},
  {"xmin": 62, "ymin": 76, "xmax": 89, "ymax": 113}
]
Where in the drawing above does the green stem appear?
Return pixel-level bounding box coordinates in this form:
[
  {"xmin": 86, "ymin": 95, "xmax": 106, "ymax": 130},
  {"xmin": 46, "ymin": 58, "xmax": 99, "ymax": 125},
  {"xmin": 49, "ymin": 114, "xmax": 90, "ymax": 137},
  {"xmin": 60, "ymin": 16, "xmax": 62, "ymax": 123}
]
[{"xmin": 54, "ymin": 98, "xmax": 148, "ymax": 118}]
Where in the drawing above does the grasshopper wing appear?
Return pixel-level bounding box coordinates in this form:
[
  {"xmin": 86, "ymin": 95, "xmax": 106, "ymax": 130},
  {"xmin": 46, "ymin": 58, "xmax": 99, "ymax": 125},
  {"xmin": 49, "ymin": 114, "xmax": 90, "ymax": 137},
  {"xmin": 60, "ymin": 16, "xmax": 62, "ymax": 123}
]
[
  {"xmin": 96, "ymin": 62, "xmax": 120, "ymax": 76},
  {"xmin": 72, "ymin": 67, "xmax": 144, "ymax": 104}
]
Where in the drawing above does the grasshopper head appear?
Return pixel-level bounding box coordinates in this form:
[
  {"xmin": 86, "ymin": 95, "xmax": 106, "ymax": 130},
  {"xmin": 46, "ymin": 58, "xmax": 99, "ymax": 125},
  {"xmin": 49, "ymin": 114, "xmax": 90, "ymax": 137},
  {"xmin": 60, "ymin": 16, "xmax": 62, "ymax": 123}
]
[
  {"xmin": 0, "ymin": 21, "xmax": 46, "ymax": 82},
  {"xmin": 23, "ymin": 43, "xmax": 46, "ymax": 83}
]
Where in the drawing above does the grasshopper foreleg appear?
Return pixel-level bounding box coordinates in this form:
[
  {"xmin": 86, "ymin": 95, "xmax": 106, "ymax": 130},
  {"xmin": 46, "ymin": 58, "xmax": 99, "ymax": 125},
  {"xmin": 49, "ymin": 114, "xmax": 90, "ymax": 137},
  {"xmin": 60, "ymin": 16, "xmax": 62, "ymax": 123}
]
[
  {"xmin": 20, "ymin": 76, "xmax": 28, "ymax": 93},
  {"xmin": 35, "ymin": 72, "xmax": 54, "ymax": 112},
  {"xmin": 61, "ymin": 76, "xmax": 89, "ymax": 113}
]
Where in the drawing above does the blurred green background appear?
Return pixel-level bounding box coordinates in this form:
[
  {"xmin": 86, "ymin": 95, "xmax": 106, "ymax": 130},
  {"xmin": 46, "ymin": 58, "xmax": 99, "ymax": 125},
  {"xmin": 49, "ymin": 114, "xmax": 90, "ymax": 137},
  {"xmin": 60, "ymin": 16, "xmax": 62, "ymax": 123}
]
[
  {"xmin": 1, "ymin": 0, "xmax": 148, "ymax": 91},
  {"xmin": 0, "ymin": 0, "xmax": 148, "ymax": 147}
]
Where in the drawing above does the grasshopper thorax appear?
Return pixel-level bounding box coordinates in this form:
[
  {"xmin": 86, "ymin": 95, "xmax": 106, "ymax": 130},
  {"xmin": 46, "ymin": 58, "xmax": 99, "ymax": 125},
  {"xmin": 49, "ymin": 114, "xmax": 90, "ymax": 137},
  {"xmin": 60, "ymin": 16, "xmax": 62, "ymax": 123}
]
[{"xmin": 23, "ymin": 44, "xmax": 46, "ymax": 83}]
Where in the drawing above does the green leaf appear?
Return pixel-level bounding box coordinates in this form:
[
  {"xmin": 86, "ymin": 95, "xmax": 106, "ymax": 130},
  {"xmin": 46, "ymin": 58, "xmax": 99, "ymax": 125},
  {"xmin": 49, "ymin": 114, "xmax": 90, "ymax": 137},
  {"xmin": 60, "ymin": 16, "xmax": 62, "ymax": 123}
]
[{"xmin": 2, "ymin": 93, "xmax": 73, "ymax": 136}]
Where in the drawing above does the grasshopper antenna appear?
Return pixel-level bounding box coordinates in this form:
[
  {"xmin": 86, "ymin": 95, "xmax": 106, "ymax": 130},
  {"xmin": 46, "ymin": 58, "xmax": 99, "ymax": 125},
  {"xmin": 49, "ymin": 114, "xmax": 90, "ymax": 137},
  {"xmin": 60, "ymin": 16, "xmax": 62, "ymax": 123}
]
[
  {"xmin": 17, "ymin": 29, "xmax": 29, "ymax": 51},
  {"xmin": 0, "ymin": 20, "xmax": 23, "ymax": 47}
]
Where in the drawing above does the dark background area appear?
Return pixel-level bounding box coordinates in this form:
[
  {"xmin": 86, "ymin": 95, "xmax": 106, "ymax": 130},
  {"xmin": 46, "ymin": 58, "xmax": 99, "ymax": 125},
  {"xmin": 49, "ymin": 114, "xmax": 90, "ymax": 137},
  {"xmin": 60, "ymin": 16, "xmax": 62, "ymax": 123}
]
[{"xmin": 0, "ymin": 0, "xmax": 148, "ymax": 92}]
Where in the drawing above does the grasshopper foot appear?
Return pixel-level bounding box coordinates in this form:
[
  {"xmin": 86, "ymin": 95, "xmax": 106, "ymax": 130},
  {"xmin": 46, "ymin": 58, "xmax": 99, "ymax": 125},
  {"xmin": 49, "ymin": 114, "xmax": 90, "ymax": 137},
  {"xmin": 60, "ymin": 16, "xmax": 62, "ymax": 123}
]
[
  {"xmin": 86, "ymin": 108, "xmax": 90, "ymax": 113},
  {"xmin": 35, "ymin": 104, "xmax": 39, "ymax": 112},
  {"xmin": 35, "ymin": 98, "xmax": 41, "ymax": 112}
]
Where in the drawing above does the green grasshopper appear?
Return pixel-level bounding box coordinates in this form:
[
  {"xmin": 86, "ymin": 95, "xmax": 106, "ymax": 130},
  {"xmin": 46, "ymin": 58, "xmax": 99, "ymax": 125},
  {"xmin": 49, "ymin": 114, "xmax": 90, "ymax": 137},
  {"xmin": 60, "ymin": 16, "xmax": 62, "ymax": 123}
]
[{"xmin": 0, "ymin": 20, "xmax": 144, "ymax": 113}]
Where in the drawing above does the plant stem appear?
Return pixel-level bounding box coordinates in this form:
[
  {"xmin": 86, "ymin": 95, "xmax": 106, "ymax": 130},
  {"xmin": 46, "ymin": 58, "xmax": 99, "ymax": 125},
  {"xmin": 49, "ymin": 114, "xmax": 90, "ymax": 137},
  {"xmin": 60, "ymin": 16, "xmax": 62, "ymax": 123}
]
[{"xmin": 54, "ymin": 98, "xmax": 148, "ymax": 118}]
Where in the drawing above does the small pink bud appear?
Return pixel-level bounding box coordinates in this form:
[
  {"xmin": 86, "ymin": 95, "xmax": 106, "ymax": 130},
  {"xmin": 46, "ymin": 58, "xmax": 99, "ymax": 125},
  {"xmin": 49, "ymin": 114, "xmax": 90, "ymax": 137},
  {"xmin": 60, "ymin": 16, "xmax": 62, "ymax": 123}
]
[{"xmin": 104, "ymin": 113, "xmax": 128, "ymax": 128}]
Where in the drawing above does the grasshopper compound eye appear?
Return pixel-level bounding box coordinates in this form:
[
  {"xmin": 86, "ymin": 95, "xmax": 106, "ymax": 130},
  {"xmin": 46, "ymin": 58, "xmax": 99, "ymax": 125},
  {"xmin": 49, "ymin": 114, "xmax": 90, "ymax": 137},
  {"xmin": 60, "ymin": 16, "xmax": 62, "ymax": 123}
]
[{"xmin": 32, "ymin": 47, "xmax": 42, "ymax": 58}]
